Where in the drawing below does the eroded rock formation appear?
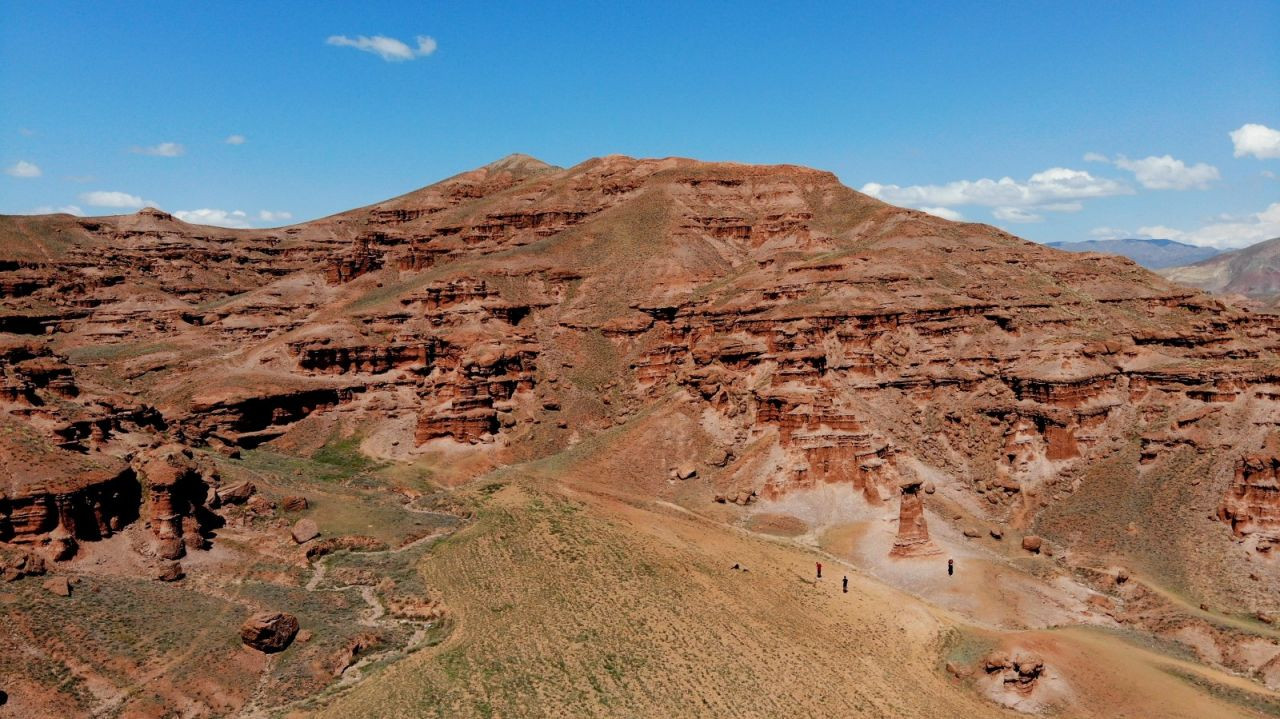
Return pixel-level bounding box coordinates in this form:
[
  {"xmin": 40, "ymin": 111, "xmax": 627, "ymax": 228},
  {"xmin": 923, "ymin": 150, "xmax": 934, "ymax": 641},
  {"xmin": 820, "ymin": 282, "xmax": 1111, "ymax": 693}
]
[
  {"xmin": 1220, "ymin": 452, "xmax": 1280, "ymax": 552},
  {"xmin": 133, "ymin": 444, "xmax": 219, "ymax": 559},
  {"xmin": 890, "ymin": 479, "xmax": 940, "ymax": 557}
]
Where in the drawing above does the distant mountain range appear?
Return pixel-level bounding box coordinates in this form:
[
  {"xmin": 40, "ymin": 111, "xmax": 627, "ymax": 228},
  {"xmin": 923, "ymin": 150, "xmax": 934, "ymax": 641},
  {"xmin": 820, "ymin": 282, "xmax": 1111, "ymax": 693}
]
[
  {"xmin": 1159, "ymin": 236, "xmax": 1280, "ymax": 308},
  {"xmin": 1046, "ymin": 238, "xmax": 1220, "ymax": 269}
]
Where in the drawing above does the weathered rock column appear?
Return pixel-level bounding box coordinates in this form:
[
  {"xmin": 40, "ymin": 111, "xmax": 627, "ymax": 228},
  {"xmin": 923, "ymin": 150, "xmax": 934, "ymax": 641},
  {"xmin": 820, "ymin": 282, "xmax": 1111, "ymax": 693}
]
[{"xmin": 890, "ymin": 479, "xmax": 940, "ymax": 557}]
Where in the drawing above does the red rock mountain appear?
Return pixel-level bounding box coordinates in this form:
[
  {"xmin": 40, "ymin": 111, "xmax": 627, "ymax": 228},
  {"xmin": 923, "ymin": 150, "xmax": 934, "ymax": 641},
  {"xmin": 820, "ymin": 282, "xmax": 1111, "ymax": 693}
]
[
  {"xmin": 3, "ymin": 155, "xmax": 1280, "ymax": 713},
  {"xmin": 4, "ymin": 154, "xmax": 1279, "ymax": 588}
]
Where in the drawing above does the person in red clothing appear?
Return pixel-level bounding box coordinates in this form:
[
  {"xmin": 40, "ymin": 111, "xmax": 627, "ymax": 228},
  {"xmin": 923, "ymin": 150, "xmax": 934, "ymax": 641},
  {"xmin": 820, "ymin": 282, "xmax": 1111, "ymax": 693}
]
[{"xmin": 816, "ymin": 561, "xmax": 822, "ymax": 579}]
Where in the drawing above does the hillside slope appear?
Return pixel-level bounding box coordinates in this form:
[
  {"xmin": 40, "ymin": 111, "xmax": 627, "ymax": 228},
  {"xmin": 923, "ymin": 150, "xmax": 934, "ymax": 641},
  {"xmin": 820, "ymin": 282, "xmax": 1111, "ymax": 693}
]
[{"xmin": 1161, "ymin": 235, "xmax": 1280, "ymax": 308}]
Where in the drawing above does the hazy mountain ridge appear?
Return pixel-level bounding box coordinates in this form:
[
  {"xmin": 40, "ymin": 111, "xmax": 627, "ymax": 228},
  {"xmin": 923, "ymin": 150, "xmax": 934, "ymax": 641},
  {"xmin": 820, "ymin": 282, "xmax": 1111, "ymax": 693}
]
[{"xmin": 1047, "ymin": 238, "xmax": 1221, "ymax": 269}]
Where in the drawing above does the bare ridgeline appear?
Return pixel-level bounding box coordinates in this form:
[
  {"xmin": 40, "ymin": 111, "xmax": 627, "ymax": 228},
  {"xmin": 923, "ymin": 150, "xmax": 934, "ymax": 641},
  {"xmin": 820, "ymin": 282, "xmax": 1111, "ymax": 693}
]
[{"xmin": 2, "ymin": 154, "xmax": 1280, "ymax": 716}]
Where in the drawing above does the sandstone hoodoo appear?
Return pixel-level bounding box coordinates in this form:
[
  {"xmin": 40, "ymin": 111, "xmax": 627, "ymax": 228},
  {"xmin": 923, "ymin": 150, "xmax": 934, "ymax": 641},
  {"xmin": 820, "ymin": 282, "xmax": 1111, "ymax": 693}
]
[
  {"xmin": 239, "ymin": 612, "xmax": 300, "ymax": 653},
  {"xmin": 890, "ymin": 479, "xmax": 940, "ymax": 557},
  {"xmin": 4, "ymin": 153, "xmax": 1280, "ymax": 716}
]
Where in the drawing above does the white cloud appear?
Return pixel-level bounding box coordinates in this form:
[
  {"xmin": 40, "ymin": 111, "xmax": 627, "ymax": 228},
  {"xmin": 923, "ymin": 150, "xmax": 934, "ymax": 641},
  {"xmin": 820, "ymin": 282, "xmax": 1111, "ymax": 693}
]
[
  {"xmin": 992, "ymin": 207, "xmax": 1043, "ymax": 223},
  {"xmin": 1263, "ymin": 170, "xmax": 1277, "ymax": 179},
  {"xmin": 919, "ymin": 206, "xmax": 963, "ymax": 221},
  {"xmin": 131, "ymin": 142, "xmax": 184, "ymax": 157},
  {"xmin": 1137, "ymin": 202, "xmax": 1280, "ymax": 249},
  {"xmin": 79, "ymin": 190, "xmax": 157, "ymax": 209},
  {"xmin": 1112, "ymin": 154, "xmax": 1219, "ymax": 190},
  {"xmin": 1230, "ymin": 123, "xmax": 1280, "ymax": 159},
  {"xmin": 326, "ymin": 34, "xmax": 437, "ymax": 62},
  {"xmin": 257, "ymin": 210, "xmax": 293, "ymax": 223},
  {"xmin": 1082, "ymin": 152, "xmax": 1109, "ymax": 163},
  {"xmin": 5, "ymin": 160, "xmax": 41, "ymax": 178},
  {"xmin": 861, "ymin": 167, "xmax": 1131, "ymax": 212},
  {"xmin": 225, "ymin": 134, "xmax": 246, "ymax": 145},
  {"xmin": 18, "ymin": 128, "xmax": 35, "ymax": 137},
  {"xmin": 28, "ymin": 204, "xmax": 83, "ymax": 216},
  {"xmin": 173, "ymin": 208, "xmax": 252, "ymax": 228}
]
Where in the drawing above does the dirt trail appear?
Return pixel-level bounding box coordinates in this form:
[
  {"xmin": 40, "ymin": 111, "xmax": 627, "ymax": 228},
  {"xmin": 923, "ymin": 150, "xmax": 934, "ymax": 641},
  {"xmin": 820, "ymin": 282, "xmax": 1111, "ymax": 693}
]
[
  {"xmin": 240, "ymin": 509, "xmax": 460, "ymax": 719},
  {"xmin": 1122, "ymin": 569, "xmax": 1280, "ymax": 641}
]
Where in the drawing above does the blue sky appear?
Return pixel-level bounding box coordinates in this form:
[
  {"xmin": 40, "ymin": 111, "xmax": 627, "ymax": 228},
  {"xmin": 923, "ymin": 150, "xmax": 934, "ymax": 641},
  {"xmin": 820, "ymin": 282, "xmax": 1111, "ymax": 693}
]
[{"xmin": 2, "ymin": 1, "xmax": 1278, "ymax": 247}]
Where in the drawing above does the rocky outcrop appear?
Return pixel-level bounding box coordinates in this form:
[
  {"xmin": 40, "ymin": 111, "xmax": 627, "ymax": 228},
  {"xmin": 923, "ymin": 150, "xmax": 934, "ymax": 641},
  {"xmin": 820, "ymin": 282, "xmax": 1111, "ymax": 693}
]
[
  {"xmin": 0, "ymin": 419, "xmax": 141, "ymax": 559},
  {"xmin": 0, "ymin": 545, "xmax": 46, "ymax": 581},
  {"xmin": 985, "ymin": 652, "xmax": 1044, "ymax": 686},
  {"xmin": 1219, "ymin": 453, "xmax": 1280, "ymax": 552}
]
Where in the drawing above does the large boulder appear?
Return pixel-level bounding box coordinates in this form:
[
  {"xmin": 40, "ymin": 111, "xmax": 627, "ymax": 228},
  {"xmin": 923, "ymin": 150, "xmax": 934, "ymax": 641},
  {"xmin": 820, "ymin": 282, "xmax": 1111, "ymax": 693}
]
[
  {"xmin": 291, "ymin": 518, "xmax": 320, "ymax": 544},
  {"xmin": 240, "ymin": 612, "xmax": 300, "ymax": 653},
  {"xmin": 216, "ymin": 481, "xmax": 256, "ymax": 505},
  {"xmin": 43, "ymin": 576, "xmax": 71, "ymax": 597}
]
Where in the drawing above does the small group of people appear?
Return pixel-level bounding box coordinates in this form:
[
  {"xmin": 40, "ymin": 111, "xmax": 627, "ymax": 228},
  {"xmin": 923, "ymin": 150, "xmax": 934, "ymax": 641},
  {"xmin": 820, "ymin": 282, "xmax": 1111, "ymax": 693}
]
[
  {"xmin": 816, "ymin": 557, "xmax": 954, "ymax": 593},
  {"xmin": 815, "ymin": 562, "xmax": 849, "ymax": 593}
]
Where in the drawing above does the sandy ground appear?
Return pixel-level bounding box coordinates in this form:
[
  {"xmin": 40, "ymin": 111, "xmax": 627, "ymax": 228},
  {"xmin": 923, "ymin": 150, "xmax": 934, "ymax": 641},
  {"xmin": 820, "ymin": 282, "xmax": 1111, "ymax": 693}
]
[{"xmin": 307, "ymin": 471, "xmax": 1276, "ymax": 719}]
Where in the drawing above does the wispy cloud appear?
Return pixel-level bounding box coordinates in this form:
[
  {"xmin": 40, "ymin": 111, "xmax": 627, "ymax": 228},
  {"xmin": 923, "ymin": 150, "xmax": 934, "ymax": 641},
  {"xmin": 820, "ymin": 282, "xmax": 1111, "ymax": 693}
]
[
  {"xmin": 131, "ymin": 142, "xmax": 185, "ymax": 157},
  {"xmin": 257, "ymin": 210, "xmax": 292, "ymax": 223},
  {"xmin": 1231, "ymin": 123, "xmax": 1280, "ymax": 160},
  {"xmin": 79, "ymin": 190, "xmax": 157, "ymax": 209},
  {"xmin": 28, "ymin": 204, "xmax": 83, "ymax": 216},
  {"xmin": 225, "ymin": 134, "xmax": 246, "ymax": 145},
  {"xmin": 5, "ymin": 160, "xmax": 41, "ymax": 178},
  {"xmin": 326, "ymin": 34, "xmax": 437, "ymax": 62},
  {"xmin": 992, "ymin": 207, "xmax": 1044, "ymax": 223},
  {"xmin": 173, "ymin": 208, "xmax": 252, "ymax": 228}
]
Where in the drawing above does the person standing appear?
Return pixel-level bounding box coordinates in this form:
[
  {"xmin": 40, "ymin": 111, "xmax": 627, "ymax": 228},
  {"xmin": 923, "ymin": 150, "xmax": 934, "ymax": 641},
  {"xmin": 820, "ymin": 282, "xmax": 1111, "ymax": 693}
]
[
  {"xmin": 947, "ymin": 558, "xmax": 954, "ymax": 576},
  {"xmin": 816, "ymin": 561, "xmax": 822, "ymax": 579},
  {"xmin": 842, "ymin": 575, "xmax": 848, "ymax": 593}
]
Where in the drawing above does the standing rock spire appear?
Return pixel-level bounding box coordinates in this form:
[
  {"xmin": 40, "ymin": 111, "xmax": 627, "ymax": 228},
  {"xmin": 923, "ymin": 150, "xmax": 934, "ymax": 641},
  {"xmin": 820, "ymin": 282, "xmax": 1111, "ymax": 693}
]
[{"xmin": 890, "ymin": 478, "xmax": 940, "ymax": 557}]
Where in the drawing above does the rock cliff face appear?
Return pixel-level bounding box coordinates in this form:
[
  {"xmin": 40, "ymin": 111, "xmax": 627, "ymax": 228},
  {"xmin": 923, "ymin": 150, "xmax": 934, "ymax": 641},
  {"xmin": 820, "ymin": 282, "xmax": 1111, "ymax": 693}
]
[
  {"xmin": 1220, "ymin": 451, "xmax": 1280, "ymax": 552},
  {"xmin": 1, "ymin": 154, "xmax": 1277, "ymax": 600}
]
